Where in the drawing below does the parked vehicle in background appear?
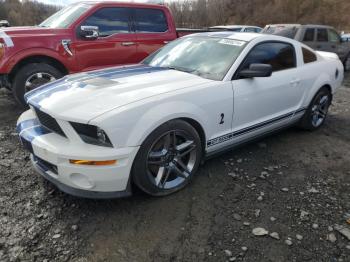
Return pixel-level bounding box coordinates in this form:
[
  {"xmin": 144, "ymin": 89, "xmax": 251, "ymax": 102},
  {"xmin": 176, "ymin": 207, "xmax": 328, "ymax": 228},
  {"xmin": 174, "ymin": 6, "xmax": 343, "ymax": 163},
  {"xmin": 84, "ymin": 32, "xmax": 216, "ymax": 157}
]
[
  {"xmin": 341, "ymin": 33, "xmax": 350, "ymax": 42},
  {"xmin": 0, "ymin": 20, "xmax": 10, "ymax": 27},
  {"xmin": 210, "ymin": 25, "xmax": 262, "ymax": 33},
  {"xmin": 17, "ymin": 32, "xmax": 343, "ymax": 198},
  {"xmin": 262, "ymin": 24, "xmax": 350, "ymax": 71},
  {"xmin": 0, "ymin": 1, "xmax": 200, "ymax": 107}
]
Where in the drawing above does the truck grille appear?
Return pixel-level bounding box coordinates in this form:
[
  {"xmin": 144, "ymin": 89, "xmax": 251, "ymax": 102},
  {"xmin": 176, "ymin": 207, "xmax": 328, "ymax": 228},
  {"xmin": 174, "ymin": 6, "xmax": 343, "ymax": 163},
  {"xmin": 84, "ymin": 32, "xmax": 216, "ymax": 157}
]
[{"xmin": 34, "ymin": 108, "xmax": 66, "ymax": 137}]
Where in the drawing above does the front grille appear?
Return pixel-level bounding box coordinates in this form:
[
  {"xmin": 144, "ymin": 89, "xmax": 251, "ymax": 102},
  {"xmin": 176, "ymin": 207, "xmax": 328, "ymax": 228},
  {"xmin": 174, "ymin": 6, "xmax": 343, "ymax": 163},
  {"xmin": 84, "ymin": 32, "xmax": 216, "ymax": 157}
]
[{"xmin": 34, "ymin": 108, "xmax": 66, "ymax": 137}]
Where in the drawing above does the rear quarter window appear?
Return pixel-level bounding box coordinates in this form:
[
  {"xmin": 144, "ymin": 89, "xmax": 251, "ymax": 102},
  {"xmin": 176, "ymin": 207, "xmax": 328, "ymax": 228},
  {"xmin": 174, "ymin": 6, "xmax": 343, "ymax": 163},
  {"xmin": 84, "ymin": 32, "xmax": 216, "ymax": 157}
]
[{"xmin": 302, "ymin": 47, "xmax": 317, "ymax": 63}]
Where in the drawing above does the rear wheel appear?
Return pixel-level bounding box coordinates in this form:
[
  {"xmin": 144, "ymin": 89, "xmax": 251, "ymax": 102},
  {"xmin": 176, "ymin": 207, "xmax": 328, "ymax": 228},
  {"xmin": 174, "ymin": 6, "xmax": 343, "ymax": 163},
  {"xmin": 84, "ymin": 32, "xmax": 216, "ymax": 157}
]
[
  {"xmin": 132, "ymin": 120, "xmax": 202, "ymax": 196},
  {"xmin": 12, "ymin": 63, "xmax": 63, "ymax": 107},
  {"xmin": 299, "ymin": 87, "xmax": 332, "ymax": 131}
]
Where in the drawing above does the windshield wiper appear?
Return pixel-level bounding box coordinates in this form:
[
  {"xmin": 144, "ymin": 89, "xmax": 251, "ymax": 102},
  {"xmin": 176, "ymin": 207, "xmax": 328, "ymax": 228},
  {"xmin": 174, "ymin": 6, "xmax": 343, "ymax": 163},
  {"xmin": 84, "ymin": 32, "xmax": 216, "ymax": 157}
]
[{"xmin": 166, "ymin": 66, "xmax": 194, "ymax": 73}]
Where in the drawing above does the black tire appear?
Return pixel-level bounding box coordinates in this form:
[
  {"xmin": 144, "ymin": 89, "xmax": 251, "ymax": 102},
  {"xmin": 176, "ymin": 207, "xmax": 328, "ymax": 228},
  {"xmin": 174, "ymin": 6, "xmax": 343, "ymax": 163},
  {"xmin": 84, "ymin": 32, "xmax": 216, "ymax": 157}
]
[
  {"xmin": 344, "ymin": 54, "xmax": 350, "ymax": 72},
  {"xmin": 299, "ymin": 87, "xmax": 332, "ymax": 131},
  {"xmin": 12, "ymin": 63, "xmax": 63, "ymax": 108},
  {"xmin": 131, "ymin": 120, "xmax": 203, "ymax": 197}
]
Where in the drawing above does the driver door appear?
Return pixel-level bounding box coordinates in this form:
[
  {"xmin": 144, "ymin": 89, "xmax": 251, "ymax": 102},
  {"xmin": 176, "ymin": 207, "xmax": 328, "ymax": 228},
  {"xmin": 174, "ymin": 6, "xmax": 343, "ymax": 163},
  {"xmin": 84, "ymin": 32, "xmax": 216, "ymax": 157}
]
[
  {"xmin": 231, "ymin": 42, "xmax": 303, "ymax": 142},
  {"xmin": 73, "ymin": 7, "xmax": 138, "ymax": 72}
]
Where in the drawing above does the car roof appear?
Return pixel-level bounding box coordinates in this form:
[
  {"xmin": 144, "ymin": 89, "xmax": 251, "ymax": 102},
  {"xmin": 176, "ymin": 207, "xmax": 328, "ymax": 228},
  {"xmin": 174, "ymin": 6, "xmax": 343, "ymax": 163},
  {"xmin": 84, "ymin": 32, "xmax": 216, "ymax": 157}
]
[
  {"xmin": 210, "ymin": 25, "xmax": 260, "ymax": 29},
  {"xmin": 190, "ymin": 31, "xmax": 264, "ymax": 42},
  {"xmin": 265, "ymin": 24, "xmax": 334, "ymax": 29},
  {"xmin": 264, "ymin": 24, "xmax": 301, "ymax": 27},
  {"xmin": 76, "ymin": 1, "xmax": 164, "ymax": 8}
]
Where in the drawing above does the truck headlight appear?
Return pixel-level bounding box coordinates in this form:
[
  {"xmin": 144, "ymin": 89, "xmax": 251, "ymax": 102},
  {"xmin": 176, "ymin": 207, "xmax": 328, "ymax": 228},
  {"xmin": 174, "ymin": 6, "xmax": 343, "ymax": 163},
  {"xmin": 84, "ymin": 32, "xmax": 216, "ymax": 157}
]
[{"xmin": 70, "ymin": 122, "xmax": 113, "ymax": 147}]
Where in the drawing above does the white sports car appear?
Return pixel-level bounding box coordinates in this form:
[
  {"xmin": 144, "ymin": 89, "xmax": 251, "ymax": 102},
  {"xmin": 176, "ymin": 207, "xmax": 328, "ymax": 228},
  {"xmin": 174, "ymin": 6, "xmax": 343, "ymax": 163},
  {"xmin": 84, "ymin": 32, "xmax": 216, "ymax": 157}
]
[{"xmin": 17, "ymin": 32, "xmax": 344, "ymax": 198}]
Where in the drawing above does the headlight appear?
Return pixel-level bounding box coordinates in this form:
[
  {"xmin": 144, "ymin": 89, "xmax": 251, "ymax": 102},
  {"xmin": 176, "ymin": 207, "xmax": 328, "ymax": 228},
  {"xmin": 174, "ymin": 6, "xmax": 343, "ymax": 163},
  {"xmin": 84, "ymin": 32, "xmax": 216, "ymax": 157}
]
[{"xmin": 70, "ymin": 122, "xmax": 113, "ymax": 147}]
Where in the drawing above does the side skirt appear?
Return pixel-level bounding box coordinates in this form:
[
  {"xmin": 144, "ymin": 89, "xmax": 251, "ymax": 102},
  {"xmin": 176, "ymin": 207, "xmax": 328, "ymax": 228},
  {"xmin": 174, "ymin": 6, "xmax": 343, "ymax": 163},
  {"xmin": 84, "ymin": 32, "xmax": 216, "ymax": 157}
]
[{"xmin": 204, "ymin": 118, "xmax": 301, "ymax": 161}]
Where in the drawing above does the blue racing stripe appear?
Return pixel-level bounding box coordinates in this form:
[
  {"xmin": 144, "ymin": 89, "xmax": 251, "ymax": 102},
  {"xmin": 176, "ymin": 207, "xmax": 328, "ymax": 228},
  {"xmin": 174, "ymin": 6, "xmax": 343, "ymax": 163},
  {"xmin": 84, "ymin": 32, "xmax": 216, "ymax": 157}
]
[
  {"xmin": 24, "ymin": 77, "xmax": 67, "ymax": 104},
  {"xmin": 16, "ymin": 118, "xmax": 40, "ymax": 133},
  {"xmin": 20, "ymin": 125, "xmax": 50, "ymax": 143},
  {"xmin": 25, "ymin": 65, "xmax": 168, "ymax": 108}
]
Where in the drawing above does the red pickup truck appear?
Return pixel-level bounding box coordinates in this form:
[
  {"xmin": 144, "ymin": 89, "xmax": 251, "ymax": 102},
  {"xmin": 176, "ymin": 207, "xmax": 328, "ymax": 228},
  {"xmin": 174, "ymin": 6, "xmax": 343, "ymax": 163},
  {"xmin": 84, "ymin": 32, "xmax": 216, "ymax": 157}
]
[{"xmin": 0, "ymin": 2, "xmax": 202, "ymax": 106}]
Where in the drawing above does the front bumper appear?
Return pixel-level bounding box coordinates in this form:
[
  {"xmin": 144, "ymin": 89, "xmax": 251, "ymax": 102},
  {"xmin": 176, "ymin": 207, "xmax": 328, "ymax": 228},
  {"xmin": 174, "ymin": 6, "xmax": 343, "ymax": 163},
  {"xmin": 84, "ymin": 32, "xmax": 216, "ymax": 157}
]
[{"xmin": 17, "ymin": 109, "xmax": 139, "ymax": 199}]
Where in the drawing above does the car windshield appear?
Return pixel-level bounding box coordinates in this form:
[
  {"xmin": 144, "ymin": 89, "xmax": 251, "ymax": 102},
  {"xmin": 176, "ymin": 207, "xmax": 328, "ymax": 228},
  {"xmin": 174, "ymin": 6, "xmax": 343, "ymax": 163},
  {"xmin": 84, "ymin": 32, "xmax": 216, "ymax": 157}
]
[
  {"xmin": 262, "ymin": 26, "xmax": 298, "ymax": 39},
  {"xmin": 142, "ymin": 36, "xmax": 247, "ymax": 81},
  {"xmin": 39, "ymin": 4, "xmax": 92, "ymax": 29}
]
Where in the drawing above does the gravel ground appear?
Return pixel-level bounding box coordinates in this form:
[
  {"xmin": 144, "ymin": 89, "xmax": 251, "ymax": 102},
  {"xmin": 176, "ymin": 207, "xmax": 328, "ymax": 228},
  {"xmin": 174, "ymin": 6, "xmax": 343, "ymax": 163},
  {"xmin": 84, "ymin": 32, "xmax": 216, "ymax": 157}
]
[{"xmin": 0, "ymin": 74, "xmax": 349, "ymax": 262}]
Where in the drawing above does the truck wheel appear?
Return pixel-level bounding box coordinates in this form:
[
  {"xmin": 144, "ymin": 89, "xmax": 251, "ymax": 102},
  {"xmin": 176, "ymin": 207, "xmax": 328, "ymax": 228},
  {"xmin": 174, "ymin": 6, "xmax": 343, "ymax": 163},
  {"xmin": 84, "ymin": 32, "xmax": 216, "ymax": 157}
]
[
  {"xmin": 131, "ymin": 120, "xmax": 202, "ymax": 196},
  {"xmin": 12, "ymin": 63, "xmax": 63, "ymax": 107},
  {"xmin": 299, "ymin": 87, "xmax": 331, "ymax": 131}
]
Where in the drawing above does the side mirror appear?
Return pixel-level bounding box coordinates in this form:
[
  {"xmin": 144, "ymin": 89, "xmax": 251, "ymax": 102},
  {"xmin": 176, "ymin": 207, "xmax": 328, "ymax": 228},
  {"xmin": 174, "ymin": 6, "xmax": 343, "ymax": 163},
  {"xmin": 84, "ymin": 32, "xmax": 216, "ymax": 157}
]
[
  {"xmin": 238, "ymin": 63, "xmax": 273, "ymax": 78},
  {"xmin": 80, "ymin": 25, "xmax": 99, "ymax": 39}
]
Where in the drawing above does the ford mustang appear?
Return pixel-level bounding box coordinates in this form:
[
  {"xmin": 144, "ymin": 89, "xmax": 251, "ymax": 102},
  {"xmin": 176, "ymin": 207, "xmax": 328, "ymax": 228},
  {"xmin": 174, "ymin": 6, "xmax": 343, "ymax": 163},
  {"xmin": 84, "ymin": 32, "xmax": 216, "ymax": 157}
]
[{"xmin": 17, "ymin": 32, "xmax": 344, "ymax": 198}]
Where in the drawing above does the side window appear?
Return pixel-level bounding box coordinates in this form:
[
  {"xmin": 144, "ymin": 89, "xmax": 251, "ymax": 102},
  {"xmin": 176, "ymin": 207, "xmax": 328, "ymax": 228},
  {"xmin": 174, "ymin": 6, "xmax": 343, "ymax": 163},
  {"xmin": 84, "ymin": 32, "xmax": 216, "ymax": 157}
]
[
  {"xmin": 134, "ymin": 8, "xmax": 168, "ymax": 33},
  {"xmin": 244, "ymin": 27, "xmax": 256, "ymax": 32},
  {"xmin": 302, "ymin": 47, "xmax": 317, "ymax": 64},
  {"xmin": 317, "ymin": 29, "xmax": 328, "ymax": 42},
  {"xmin": 303, "ymin": 28, "xmax": 315, "ymax": 41},
  {"xmin": 328, "ymin": 29, "xmax": 340, "ymax": 42},
  {"xmin": 241, "ymin": 42, "xmax": 296, "ymax": 72},
  {"xmin": 83, "ymin": 8, "xmax": 130, "ymax": 37}
]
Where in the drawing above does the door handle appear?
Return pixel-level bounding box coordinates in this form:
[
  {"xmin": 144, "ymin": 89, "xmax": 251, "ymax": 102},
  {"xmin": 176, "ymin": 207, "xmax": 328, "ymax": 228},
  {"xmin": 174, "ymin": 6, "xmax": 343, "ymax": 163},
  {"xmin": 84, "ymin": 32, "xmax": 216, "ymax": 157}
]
[
  {"xmin": 290, "ymin": 79, "xmax": 300, "ymax": 86},
  {"xmin": 163, "ymin": 41, "xmax": 169, "ymax": 44},
  {"xmin": 121, "ymin": 42, "xmax": 136, "ymax": 46}
]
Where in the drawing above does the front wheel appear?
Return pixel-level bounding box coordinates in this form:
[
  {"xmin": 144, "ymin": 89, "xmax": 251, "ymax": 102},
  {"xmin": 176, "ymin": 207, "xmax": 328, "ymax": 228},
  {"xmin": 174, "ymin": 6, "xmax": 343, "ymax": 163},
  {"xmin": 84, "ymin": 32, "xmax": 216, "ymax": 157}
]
[
  {"xmin": 132, "ymin": 120, "xmax": 203, "ymax": 196},
  {"xmin": 12, "ymin": 63, "xmax": 63, "ymax": 108},
  {"xmin": 299, "ymin": 87, "xmax": 332, "ymax": 131}
]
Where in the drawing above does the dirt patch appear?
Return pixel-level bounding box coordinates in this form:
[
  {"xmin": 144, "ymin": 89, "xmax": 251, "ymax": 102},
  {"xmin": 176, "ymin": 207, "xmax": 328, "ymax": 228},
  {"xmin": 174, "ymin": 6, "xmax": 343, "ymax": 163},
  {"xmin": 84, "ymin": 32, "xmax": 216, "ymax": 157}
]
[{"xmin": 0, "ymin": 74, "xmax": 349, "ymax": 262}]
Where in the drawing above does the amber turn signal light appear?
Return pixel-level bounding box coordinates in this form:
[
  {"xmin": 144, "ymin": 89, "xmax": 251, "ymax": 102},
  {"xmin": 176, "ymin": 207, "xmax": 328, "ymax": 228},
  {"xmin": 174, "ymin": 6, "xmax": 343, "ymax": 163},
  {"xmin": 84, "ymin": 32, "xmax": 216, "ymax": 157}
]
[{"xmin": 69, "ymin": 159, "xmax": 117, "ymax": 166}]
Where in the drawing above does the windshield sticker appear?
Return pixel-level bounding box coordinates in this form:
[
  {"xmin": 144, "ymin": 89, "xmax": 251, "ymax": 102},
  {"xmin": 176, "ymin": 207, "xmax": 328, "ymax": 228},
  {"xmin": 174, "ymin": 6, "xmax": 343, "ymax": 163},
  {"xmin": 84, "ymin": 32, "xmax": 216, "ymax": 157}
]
[{"xmin": 219, "ymin": 39, "xmax": 245, "ymax": 46}]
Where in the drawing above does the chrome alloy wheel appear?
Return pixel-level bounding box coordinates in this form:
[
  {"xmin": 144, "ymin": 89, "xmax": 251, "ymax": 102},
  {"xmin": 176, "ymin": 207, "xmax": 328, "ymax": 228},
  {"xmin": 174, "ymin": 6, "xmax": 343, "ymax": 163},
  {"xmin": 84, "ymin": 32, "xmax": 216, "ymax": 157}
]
[
  {"xmin": 25, "ymin": 72, "xmax": 56, "ymax": 92},
  {"xmin": 311, "ymin": 95, "xmax": 330, "ymax": 127},
  {"xmin": 147, "ymin": 130, "xmax": 198, "ymax": 189}
]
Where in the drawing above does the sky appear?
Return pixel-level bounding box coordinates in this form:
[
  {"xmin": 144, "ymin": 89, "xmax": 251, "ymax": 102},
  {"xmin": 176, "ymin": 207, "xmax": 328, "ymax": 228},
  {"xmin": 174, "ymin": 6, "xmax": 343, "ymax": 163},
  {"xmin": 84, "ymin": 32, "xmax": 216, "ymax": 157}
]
[{"xmin": 35, "ymin": 0, "xmax": 166, "ymax": 6}]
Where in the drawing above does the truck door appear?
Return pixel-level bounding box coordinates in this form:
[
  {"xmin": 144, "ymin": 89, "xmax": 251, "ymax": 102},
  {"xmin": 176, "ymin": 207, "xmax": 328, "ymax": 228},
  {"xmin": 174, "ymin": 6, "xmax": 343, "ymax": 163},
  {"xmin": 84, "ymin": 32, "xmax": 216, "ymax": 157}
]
[
  {"xmin": 132, "ymin": 8, "xmax": 176, "ymax": 60},
  {"xmin": 302, "ymin": 28, "xmax": 317, "ymax": 50},
  {"xmin": 315, "ymin": 28, "xmax": 334, "ymax": 53},
  {"xmin": 73, "ymin": 7, "xmax": 139, "ymax": 72}
]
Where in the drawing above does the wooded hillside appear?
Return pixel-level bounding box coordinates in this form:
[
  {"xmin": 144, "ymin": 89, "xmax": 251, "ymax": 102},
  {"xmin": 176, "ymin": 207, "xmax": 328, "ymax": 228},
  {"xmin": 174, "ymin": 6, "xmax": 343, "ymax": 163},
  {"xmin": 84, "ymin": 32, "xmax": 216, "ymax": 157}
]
[
  {"xmin": 0, "ymin": 0, "xmax": 58, "ymax": 26},
  {"xmin": 0, "ymin": 0, "xmax": 349, "ymax": 32},
  {"xmin": 169, "ymin": 0, "xmax": 350, "ymax": 31}
]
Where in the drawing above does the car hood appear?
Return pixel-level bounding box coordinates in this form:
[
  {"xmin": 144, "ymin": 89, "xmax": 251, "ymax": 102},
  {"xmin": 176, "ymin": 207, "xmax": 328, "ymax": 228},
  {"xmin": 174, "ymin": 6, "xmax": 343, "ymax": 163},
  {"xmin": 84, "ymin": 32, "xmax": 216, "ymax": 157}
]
[
  {"xmin": 0, "ymin": 26, "xmax": 60, "ymax": 36},
  {"xmin": 25, "ymin": 65, "xmax": 212, "ymax": 123},
  {"xmin": 0, "ymin": 26, "xmax": 66, "ymax": 46}
]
